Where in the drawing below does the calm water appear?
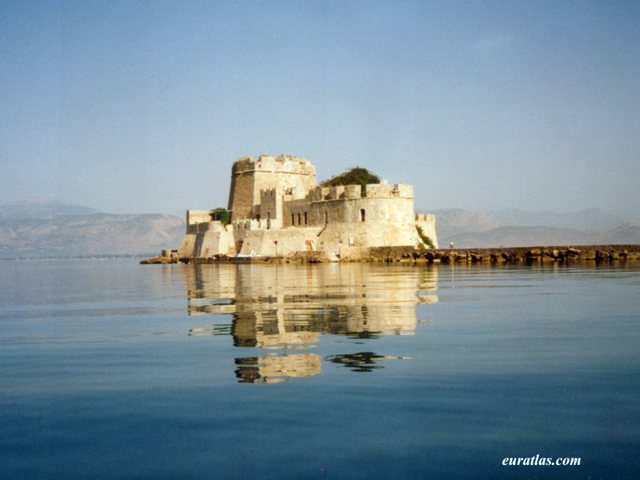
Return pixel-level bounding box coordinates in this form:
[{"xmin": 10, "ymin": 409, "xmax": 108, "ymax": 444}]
[{"xmin": 1, "ymin": 260, "xmax": 639, "ymax": 479}]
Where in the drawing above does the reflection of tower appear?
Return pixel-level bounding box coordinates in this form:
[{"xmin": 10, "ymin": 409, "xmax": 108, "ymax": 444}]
[
  {"xmin": 232, "ymin": 265, "xmax": 323, "ymax": 349},
  {"xmin": 185, "ymin": 263, "xmax": 439, "ymax": 338},
  {"xmin": 230, "ymin": 263, "xmax": 438, "ymax": 337},
  {"xmin": 184, "ymin": 264, "xmax": 237, "ymax": 316},
  {"xmin": 231, "ymin": 309, "xmax": 320, "ymax": 348},
  {"xmin": 183, "ymin": 263, "xmax": 439, "ymax": 382},
  {"xmin": 234, "ymin": 354, "xmax": 321, "ymax": 384}
]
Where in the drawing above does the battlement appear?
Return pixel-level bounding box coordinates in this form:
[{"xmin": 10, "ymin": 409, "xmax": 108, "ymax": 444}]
[
  {"xmin": 260, "ymin": 188, "xmax": 279, "ymax": 200},
  {"xmin": 415, "ymin": 213, "xmax": 436, "ymax": 222},
  {"xmin": 308, "ymin": 183, "xmax": 413, "ymax": 202},
  {"xmin": 232, "ymin": 218, "xmax": 268, "ymax": 231},
  {"xmin": 308, "ymin": 185, "xmax": 361, "ymax": 202},
  {"xmin": 231, "ymin": 155, "xmax": 316, "ymax": 176}
]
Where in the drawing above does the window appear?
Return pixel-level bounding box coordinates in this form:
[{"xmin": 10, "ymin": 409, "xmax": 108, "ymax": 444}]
[
  {"xmin": 304, "ymin": 212, "xmax": 308, "ymax": 225},
  {"xmin": 360, "ymin": 209, "xmax": 366, "ymax": 222},
  {"xmin": 297, "ymin": 213, "xmax": 301, "ymax": 225},
  {"xmin": 324, "ymin": 211, "xmax": 329, "ymax": 224}
]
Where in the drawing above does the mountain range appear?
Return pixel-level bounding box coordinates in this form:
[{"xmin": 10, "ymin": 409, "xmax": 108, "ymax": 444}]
[
  {"xmin": 432, "ymin": 208, "xmax": 640, "ymax": 248},
  {"xmin": 0, "ymin": 199, "xmax": 638, "ymax": 259},
  {"xmin": 0, "ymin": 198, "xmax": 183, "ymax": 259}
]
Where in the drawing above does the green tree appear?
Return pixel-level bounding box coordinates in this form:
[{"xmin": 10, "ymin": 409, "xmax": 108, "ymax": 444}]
[
  {"xmin": 209, "ymin": 208, "xmax": 230, "ymax": 224},
  {"xmin": 320, "ymin": 167, "xmax": 381, "ymax": 196}
]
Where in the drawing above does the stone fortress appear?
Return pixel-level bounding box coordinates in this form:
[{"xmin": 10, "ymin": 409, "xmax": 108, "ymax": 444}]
[{"xmin": 176, "ymin": 154, "xmax": 438, "ymax": 261}]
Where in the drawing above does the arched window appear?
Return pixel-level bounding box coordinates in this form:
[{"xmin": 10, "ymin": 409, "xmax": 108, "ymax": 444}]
[
  {"xmin": 297, "ymin": 213, "xmax": 301, "ymax": 225},
  {"xmin": 304, "ymin": 212, "xmax": 308, "ymax": 225},
  {"xmin": 291, "ymin": 213, "xmax": 295, "ymax": 226},
  {"xmin": 360, "ymin": 209, "xmax": 366, "ymax": 222}
]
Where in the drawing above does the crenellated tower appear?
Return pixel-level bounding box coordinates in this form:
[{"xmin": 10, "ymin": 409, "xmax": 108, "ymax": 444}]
[{"xmin": 227, "ymin": 155, "xmax": 316, "ymax": 221}]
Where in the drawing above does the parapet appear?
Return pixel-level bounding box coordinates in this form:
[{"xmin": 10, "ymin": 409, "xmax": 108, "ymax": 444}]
[
  {"xmin": 365, "ymin": 183, "xmax": 413, "ymax": 199},
  {"xmin": 186, "ymin": 210, "xmax": 211, "ymax": 225},
  {"xmin": 308, "ymin": 183, "xmax": 413, "ymax": 202},
  {"xmin": 231, "ymin": 155, "xmax": 316, "ymax": 176}
]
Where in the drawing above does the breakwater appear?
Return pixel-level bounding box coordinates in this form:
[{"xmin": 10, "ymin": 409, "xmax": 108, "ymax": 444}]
[
  {"xmin": 362, "ymin": 245, "xmax": 640, "ymax": 264},
  {"xmin": 141, "ymin": 245, "xmax": 640, "ymax": 265}
]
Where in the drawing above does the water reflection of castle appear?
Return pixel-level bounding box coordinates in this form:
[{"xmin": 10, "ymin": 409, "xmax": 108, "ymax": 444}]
[{"xmin": 183, "ymin": 264, "xmax": 438, "ymax": 383}]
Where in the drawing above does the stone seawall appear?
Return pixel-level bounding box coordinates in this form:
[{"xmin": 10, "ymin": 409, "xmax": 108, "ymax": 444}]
[
  {"xmin": 142, "ymin": 245, "xmax": 640, "ymax": 265},
  {"xmin": 362, "ymin": 245, "xmax": 640, "ymax": 264}
]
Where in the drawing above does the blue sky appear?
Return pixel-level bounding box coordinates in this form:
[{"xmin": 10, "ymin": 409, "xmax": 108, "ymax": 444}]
[{"xmin": 1, "ymin": 0, "xmax": 639, "ymax": 219}]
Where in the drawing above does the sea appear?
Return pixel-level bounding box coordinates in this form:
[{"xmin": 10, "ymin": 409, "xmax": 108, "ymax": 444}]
[{"xmin": 1, "ymin": 259, "xmax": 639, "ymax": 479}]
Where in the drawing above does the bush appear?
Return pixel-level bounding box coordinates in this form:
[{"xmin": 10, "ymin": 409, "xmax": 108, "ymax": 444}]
[
  {"xmin": 320, "ymin": 167, "xmax": 381, "ymax": 196},
  {"xmin": 416, "ymin": 225, "xmax": 435, "ymax": 248},
  {"xmin": 210, "ymin": 208, "xmax": 230, "ymax": 225}
]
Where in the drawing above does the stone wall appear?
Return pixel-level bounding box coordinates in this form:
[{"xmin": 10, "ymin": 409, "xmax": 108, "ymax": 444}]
[
  {"xmin": 178, "ymin": 221, "xmax": 235, "ymax": 258},
  {"xmin": 234, "ymin": 225, "xmax": 323, "ymax": 257},
  {"xmin": 178, "ymin": 194, "xmax": 433, "ymax": 261},
  {"xmin": 284, "ymin": 184, "xmax": 416, "ymax": 227}
]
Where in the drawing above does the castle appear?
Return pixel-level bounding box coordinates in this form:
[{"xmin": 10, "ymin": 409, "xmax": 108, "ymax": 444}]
[{"xmin": 176, "ymin": 154, "xmax": 437, "ymax": 261}]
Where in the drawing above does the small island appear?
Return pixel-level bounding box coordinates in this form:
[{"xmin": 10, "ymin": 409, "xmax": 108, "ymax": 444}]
[{"xmin": 144, "ymin": 154, "xmax": 438, "ymax": 263}]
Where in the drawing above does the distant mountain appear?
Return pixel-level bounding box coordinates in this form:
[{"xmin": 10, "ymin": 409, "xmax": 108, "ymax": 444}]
[
  {"xmin": 0, "ymin": 200, "xmax": 184, "ymax": 259},
  {"xmin": 488, "ymin": 208, "xmax": 626, "ymax": 231},
  {"xmin": 433, "ymin": 208, "xmax": 638, "ymax": 248},
  {"xmin": 431, "ymin": 209, "xmax": 501, "ymax": 239},
  {"xmin": 445, "ymin": 226, "xmax": 601, "ymax": 248},
  {"xmin": 0, "ymin": 197, "xmax": 101, "ymax": 221},
  {"xmin": 601, "ymin": 223, "xmax": 640, "ymax": 244}
]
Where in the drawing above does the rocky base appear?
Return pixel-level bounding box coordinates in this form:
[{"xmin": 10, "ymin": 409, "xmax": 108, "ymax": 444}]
[{"xmin": 139, "ymin": 256, "xmax": 179, "ymax": 264}]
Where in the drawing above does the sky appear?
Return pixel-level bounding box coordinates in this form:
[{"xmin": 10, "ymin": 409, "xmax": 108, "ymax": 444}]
[{"xmin": 1, "ymin": 0, "xmax": 639, "ymax": 219}]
